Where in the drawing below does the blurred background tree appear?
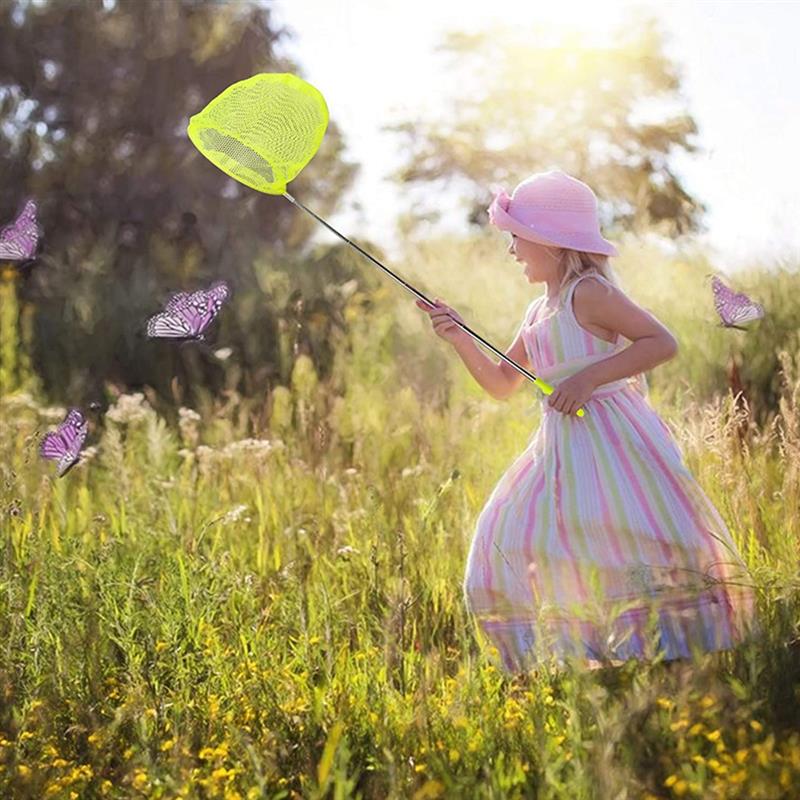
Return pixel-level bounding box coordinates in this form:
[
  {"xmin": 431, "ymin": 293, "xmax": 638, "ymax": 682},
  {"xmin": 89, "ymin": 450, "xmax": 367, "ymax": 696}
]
[
  {"xmin": 386, "ymin": 13, "xmax": 706, "ymax": 242},
  {"xmin": 0, "ymin": 0, "xmax": 368, "ymax": 410}
]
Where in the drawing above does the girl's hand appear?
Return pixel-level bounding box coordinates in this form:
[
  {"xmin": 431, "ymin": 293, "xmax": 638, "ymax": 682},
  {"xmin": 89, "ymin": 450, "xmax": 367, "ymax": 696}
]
[
  {"xmin": 547, "ymin": 370, "xmax": 598, "ymax": 416},
  {"xmin": 416, "ymin": 297, "xmax": 470, "ymax": 345}
]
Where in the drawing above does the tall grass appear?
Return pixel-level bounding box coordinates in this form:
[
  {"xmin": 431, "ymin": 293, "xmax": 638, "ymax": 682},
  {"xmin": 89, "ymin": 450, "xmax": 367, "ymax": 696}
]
[{"xmin": 0, "ymin": 244, "xmax": 799, "ymax": 799}]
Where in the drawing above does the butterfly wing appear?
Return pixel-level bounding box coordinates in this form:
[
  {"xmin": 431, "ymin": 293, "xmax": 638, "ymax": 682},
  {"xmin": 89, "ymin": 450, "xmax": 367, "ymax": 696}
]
[
  {"xmin": 0, "ymin": 199, "xmax": 40, "ymax": 262},
  {"xmin": 164, "ymin": 291, "xmax": 191, "ymax": 313},
  {"xmin": 730, "ymin": 301, "xmax": 765, "ymax": 326},
  {"xmin": 712, "ymin": 276, "xmax": 764, "ymax": 328},
  {"xmin": 40, "ymin": 408, "xmax": 88, "ymax": 477},
  {"xmin": 147, "ymin": 280, "xmax": 229, "ymax": 339},
  {"xmin": 185, "ymin": 281, "xmax": 230, "ymax": 337},
  {"xmin": 146, "ymin": 308, "xmax": 194, "ymax": 338}
]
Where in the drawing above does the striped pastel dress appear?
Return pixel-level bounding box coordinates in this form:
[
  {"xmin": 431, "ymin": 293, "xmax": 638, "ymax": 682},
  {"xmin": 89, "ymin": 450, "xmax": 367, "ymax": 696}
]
[{"xmin": 463, "ymin": 272, "xmax": 760, "ymax": 673}]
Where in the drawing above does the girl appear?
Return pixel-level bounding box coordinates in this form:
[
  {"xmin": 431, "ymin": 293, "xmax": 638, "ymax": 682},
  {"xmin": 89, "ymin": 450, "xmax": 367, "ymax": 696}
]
[{"xmin": 416, "ymin": 169, "xmax": 760, "ymax": 674}]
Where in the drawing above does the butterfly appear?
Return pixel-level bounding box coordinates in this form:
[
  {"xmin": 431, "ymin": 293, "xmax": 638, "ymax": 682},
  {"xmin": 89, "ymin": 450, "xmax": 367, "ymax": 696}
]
[
  {"xmin": 146, "ymin": 280, "xmax": 230, "ymax": 341},
  {"xmin": 0, "ymin": 199, "xmax": 41, "ymax": 264},
  {"xmin": 711, "ymin": 275, "xmax": 765, "ymax": 330},
  {"xmin": 40, "ymin": 408, "xmax": 88, "ymax": 477}
]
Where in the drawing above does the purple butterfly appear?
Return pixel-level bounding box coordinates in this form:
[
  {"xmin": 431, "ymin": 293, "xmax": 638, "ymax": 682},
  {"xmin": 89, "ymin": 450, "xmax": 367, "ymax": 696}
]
[
  {"xmin": 40, "ymin": 408, "xmax": 88, "ymax": 477},
  {"xmin": 146, "ymin": 280, "xmax": 230, "ymax": 340},
  {"xmin": 711, "ymin": 275, "xmax": 765, "ymax": 330},
  {"xmin": 0, "ymin": 199, "xmax": 40, "ymax": 263}
]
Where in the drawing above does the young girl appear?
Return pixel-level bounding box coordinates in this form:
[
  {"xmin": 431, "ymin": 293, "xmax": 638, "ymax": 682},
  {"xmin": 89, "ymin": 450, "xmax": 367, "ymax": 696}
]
[{"xmin": 416, "ymin": 169, "xmax": 760, "ymax": 674}]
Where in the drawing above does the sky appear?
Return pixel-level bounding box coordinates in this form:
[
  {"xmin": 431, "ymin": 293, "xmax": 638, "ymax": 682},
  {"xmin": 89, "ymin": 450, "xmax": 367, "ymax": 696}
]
[{"xmin": 269, "ymin": 0, "xmax": 800, "ymax": 271}]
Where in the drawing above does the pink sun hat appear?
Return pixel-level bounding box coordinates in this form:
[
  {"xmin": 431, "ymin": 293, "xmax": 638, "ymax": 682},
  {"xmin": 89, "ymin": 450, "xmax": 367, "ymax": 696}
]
[{"xmin": 487, "ymin": 169, "xmax": 618, "ymax": 257}]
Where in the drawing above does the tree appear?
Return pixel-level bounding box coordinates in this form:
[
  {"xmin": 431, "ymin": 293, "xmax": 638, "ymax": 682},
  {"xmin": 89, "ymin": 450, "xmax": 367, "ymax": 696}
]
[
  {"xmin": 0, "ymin": 0, "xmax": 360, "ymax": 406},
  {"xmin": 385, "ymin": 12, "xmax": 706, "ymax": 241}
]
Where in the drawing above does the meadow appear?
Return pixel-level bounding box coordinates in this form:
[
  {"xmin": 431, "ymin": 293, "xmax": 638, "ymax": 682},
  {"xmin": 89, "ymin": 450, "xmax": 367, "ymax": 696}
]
[{"xmin": 1, "ymin": 235, "xmax": 800, "ymax": 799}]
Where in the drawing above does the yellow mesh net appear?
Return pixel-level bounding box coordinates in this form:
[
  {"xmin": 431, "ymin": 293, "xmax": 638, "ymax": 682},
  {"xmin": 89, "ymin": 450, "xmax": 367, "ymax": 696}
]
[{"xmin": 187, "ymin": 72, "xmax": 329, "ymax": 195}]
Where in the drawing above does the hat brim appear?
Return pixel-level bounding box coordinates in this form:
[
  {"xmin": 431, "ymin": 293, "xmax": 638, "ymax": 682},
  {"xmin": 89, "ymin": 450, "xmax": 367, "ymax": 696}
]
[{"xmin": 488, "ymin": 196, "xmax": 618, "ymax": 257}]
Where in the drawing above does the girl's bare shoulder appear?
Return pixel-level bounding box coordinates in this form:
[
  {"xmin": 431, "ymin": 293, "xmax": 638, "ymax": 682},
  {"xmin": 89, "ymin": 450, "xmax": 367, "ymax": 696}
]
[{"xmin": 573, "ymin": 276, "xmax": 676, "ymax": 344}]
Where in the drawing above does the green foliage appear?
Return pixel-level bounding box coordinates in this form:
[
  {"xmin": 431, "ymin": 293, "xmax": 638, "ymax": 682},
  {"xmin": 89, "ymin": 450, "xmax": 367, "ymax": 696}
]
[
  {"xmin": 0, "ymin": 269, "xmax": 38, "ymax": 396},
  {"xmin": 0, "ymin": 270, "xmax": 19, "ymax": 394},
  {"xmin": 386, "ymin": 12, "xmax": 705, "ymax": 240},
  {"xmin": 1, "ymin": 254, "xmax": 799, "ymax": 797},
  {"xmin": 0, "ymin": 0, "xmax": 359, "ymax": 405}
]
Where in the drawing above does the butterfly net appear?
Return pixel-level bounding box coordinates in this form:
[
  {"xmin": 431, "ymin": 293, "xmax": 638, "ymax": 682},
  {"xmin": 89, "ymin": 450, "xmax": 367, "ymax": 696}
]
[{"xmin": 187, "ymin": 73, "xmax": 329, "ymax": 195}]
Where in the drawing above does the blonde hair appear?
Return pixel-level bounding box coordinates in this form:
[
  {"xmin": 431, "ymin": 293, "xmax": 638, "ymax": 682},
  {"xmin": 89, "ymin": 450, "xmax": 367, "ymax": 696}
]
[{"xmin": 540, "ymin": 245, "xmax": 622, "ymax": 299}]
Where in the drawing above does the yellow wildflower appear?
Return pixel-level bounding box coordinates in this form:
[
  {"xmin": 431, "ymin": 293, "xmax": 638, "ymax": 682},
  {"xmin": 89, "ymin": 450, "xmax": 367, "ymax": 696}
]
[
  {"xmin": 656, "ymin": 697, "xmax": 673, "ymax": 710},
  {"xmin": 673, "ymin": 779, "xmax": 688, "ymax": 796},
  {"xmin": 18, "ymin": 764, "xmax": 31, "ymax": 778},
  {"xmin": 729, "ymin": 769, "xmax": 747, "ymax": 784},
  {"xmin": 132, "ymin": 770, "xmax": 149, "ymax": 790},
  {"xmin": 688, "ymin": 723, "xmax": 704, "ymax": 736},
  {"xmin": 212, "ymin": 766, "xmax": 234, "ymax": 781},
  {"xmin": 664, "ymin": 775, "xmax": 678, "ymax": 787},
  {"xmin": 734, "ymin": 749, "xmax": 749, "ymax": 764},
  {"xmin": 749, "ymin": 720, "xmax": 763, "ymax": 733},
  {"xmin": 161, "ymin": 738, "xmax": 176, "ymax": 751},
  {"xmin": 706, "ymin": 729, "xmax": 721, "ymax": 742}
]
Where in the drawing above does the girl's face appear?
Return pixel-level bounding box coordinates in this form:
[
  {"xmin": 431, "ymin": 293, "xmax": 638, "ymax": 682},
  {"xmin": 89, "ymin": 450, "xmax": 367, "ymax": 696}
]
[{"xmin": 507, "ymin": 234, "xmax": 562, "ymax": 283}]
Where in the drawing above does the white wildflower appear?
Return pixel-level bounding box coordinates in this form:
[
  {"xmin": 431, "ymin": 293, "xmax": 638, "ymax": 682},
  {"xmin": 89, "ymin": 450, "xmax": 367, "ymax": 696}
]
[
  {"xmin": 222, "ymin": 437, "xmax": 284, "ymax": 466},
  {"xmin": 39, "ymin": 406, "xmax": 68, "ymax": 422},
  {"xmin": 222, "ymin": 504, "xmax": 249, "ymax": 525},
  {"xmin": 178, "ymin": 407, "xmax": 201, "ymax": 448},
  {"xmin": 77, "ymin": 445, "xmax": 98, "ymax": 466},
  {"xmin": 336, "ymin": 545, "xmax": 360, "ymax": 559},
  {"xmin": 195, "ymin": 445, "xmax": 220, "ymax": 477},
  {"xmin": 106, "ymin": 392, "xmax": 151, "ymax": 425}
]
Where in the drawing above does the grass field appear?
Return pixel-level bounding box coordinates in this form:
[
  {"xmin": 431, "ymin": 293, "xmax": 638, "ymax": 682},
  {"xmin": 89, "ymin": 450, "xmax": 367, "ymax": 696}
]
[{"xmin": 1, "ymin": 239, "xmax": 799, "ymax": 798}]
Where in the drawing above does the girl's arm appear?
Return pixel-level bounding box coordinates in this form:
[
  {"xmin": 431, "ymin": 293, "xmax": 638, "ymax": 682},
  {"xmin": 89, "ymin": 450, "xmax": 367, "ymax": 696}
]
[
  {"xmin": 575, "ymin": 277, "xmax": 678, "ymax": 388},
  {"xmin": 416, "ymin": 297, "xmax": 518, "ymax": 400},
  {"xmin": 453, "ymin": 325, "xmax": 530, "ymax": 401}
]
